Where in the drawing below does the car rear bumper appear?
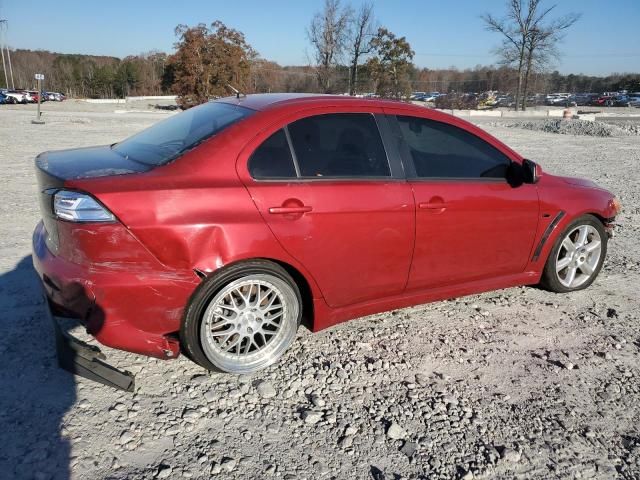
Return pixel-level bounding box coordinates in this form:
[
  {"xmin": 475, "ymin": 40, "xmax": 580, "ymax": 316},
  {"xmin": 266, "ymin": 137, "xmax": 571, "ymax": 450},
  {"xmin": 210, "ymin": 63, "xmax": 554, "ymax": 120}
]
[
  {"xmin": 32, "ymin": 221, "xmax": 200, "ymax": 360},
  {"xmin": 44, "ymin": 293, "xmax": 135, "ymax": 392}
]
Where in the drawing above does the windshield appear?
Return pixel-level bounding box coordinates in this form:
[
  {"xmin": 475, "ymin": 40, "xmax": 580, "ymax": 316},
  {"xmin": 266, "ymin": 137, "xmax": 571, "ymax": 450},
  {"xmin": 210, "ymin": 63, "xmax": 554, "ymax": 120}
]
[{"xmin": 113, "ymin": 102, "xmax": 254, "ymax": 166}]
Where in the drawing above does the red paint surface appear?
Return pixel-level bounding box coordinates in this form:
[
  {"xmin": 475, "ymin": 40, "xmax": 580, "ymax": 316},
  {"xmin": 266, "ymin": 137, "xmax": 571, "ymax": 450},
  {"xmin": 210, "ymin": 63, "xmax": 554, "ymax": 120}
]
[{"xmin": 32, "ymin": 94, "xmax": 617, "ymax": 360}]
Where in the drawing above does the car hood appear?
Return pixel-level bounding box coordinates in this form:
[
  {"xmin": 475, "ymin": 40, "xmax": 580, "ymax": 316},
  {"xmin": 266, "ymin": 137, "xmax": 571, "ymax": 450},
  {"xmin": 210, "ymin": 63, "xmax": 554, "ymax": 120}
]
[{"xmin": 35, "ymin": 145, "xmax": 150, "ymax": 181}]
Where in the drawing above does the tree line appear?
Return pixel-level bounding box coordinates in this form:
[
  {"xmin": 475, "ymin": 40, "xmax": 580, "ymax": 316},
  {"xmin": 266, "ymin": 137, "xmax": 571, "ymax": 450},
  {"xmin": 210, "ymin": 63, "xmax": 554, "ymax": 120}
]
[{"xmin": 1, "ymin": 0, "xmax": 638, "ymax": 107}]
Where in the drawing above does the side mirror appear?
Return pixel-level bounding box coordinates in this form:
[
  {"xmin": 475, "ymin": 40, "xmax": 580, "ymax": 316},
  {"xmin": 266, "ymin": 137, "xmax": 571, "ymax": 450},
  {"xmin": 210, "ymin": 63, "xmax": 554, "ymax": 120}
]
[{"xmin": 522, "ymin": 159, "xmax": 540, "ymax": 184}]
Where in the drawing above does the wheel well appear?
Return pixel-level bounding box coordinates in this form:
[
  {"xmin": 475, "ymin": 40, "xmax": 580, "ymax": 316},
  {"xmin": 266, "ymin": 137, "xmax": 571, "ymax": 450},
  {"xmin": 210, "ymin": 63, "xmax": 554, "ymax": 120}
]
[
  {"xmin": 588, "ymin": 212, "xmax": 607, "ymax": 226},
  {"xmin": 271, "ymin": 259, "xmax": 315, "ymax": 331},
  {"xmin": 196, "ymin": 258, "xmax": 316, "ymax": 331}
]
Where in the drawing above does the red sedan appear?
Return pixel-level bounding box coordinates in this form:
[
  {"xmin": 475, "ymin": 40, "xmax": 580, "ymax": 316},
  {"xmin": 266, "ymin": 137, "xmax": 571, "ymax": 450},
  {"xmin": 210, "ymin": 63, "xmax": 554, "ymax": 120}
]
[{"xmin": 33, "ymin": 94, "xmax": 619, "ymax": 386}]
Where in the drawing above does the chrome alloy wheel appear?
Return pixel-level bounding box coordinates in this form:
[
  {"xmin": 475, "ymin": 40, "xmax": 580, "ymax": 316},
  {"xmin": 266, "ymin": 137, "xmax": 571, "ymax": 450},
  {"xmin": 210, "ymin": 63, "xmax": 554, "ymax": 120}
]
[
  {"xmin": 555, "ymin": 224, "xmax": 602, "ymax": 289},
  {"xmin": 200, "ymin": 274, "xmax": 299, "ymax": 373}
]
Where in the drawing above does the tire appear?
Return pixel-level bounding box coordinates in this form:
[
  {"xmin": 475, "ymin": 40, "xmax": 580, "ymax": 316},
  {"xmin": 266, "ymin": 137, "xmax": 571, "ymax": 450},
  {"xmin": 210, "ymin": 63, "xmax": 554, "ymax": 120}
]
[
  {"xmin": 181, "ymin": 260, "xmax": 302, "ymax": 374},
  {"xmin": 540, "ymin": 215, "xmax": 607, "ymax": 293}
]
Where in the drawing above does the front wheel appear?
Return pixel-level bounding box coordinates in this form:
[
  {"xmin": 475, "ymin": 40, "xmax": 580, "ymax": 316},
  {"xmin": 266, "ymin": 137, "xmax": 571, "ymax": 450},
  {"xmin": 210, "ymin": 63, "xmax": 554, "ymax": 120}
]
[
  {"xmin": 540, "ymin": 215, "xmax": 607, "ymax": 293},
  {"xmin": 181, "ymin": 260, "xmax": 302, "ymax": 374}
]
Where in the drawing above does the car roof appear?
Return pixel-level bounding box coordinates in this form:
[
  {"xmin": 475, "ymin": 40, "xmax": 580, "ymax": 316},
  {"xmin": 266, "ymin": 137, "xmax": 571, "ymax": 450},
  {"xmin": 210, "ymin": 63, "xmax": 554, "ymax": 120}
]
[{"xmin": 217, "ymin": 93, "xmax": 415, "ymax": 113}]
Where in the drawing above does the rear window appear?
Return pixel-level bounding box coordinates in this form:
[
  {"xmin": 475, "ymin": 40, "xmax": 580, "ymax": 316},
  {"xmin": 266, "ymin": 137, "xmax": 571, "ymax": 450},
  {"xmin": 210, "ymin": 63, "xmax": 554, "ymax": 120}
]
[{"xmin": 113, "ymin": 102, "xmax": 253, "ymax": 166}]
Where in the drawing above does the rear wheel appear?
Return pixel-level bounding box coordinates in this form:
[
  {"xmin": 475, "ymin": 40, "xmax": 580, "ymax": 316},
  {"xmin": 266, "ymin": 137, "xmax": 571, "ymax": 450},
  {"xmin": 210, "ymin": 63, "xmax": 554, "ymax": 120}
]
[
  {"xmin": 181, "ymin": 260, "xmax": 302, "ymax": 374},
  {"xmin": 540, "ymin": 215, "xmax": 607, "ymax": 293}
]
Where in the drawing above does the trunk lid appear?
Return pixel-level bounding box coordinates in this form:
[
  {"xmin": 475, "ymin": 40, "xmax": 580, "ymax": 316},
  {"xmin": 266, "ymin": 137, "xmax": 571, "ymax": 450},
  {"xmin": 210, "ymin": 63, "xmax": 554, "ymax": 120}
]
[{"xmin": 35, "ymin": 145, "xmax": 150, "ymax": 181}]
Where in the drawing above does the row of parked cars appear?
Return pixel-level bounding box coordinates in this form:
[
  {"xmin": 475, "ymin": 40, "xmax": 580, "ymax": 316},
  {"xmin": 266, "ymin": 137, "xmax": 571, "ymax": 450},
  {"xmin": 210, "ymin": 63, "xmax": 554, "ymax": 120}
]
[
  {"xmin": 545, "ymin": 92, "xmax": 640, "ymax": 107},
  {"xmin": 410, "ymin": 90, "xmax": 640, "ymax": 109},
  {"xmin": 0, "ymin": 89, "xmax": 66, "ymax": 104}
]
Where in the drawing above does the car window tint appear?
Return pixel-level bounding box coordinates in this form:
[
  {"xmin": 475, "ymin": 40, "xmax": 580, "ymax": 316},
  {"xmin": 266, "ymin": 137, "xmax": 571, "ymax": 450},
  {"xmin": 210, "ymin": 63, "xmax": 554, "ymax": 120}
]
[
  {"xmin": 288, "ymin": 113, "xmax": 390, "ymax": 178},
  {"xmin": 397, "ymin": 116, "xmax": 510, "ymax": 179},
  {"xmin": 248, "ymin": 129, "xmax": 297, "ymax": 179}
]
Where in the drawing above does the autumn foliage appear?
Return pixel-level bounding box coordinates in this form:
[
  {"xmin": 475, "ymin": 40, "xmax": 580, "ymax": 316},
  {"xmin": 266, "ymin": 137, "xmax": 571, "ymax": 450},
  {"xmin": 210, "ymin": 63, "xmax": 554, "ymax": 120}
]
[{"xmin": 167, "ymin": 21, "xmax": 255, "ymax": 109}]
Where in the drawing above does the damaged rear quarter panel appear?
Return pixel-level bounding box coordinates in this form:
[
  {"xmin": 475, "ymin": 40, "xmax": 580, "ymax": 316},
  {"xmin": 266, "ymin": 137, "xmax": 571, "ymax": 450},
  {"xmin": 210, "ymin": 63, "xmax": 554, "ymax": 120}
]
[{"xmin": 65, "ymin": 119, "xmax": 323, "ymax": 298}]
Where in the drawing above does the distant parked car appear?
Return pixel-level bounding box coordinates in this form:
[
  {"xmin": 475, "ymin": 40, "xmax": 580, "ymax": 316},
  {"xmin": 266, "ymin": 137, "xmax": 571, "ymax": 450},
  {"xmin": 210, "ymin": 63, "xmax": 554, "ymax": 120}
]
[
  {"xmin": 612, "ymin": 95, "xmax": 630, "ymax": 107},
  {"xmin": 629, "ymin": 95, "xmax": 640, "ymax": 107},
  {"xmin": 5, "ymin": 90, "xmax": 27, "ymax": 104},
  {"xmin": 593, "ymin": 95, "xmax": 615, "ymax": 107},
  {"xmin": 0, "ymin": 93, "xmax": 8, "ymax": 104}
]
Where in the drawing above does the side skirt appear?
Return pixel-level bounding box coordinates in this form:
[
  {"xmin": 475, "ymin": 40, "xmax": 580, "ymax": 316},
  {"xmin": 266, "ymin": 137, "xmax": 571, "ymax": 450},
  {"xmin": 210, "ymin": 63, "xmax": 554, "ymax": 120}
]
[{"xmin": 312, "ymin": 271, "xmax": 541, "ymax": 331}]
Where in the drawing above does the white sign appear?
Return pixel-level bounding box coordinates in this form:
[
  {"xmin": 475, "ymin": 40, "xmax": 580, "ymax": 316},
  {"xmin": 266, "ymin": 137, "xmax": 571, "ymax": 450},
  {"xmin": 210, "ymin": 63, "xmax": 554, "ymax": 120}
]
[{"xmin": 34, "ymin": 73, "xmax": 45, "ymax": 80}]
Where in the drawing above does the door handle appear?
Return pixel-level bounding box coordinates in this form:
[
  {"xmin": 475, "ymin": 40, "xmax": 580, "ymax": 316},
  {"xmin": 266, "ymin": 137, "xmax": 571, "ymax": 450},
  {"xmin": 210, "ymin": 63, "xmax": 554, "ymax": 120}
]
[
  {"xmin": 419, "ymin": 202, "xmax": 450, "ymax": 209},
  {"xmin": 268, "ymin": 206, "xmax": 313, "ymax": 214}
]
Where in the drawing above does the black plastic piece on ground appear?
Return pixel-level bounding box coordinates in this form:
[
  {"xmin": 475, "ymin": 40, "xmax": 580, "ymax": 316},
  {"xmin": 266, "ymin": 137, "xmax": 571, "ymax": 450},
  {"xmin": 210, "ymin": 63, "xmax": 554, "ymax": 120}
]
[{"xmin": 44, "ymin": 297, "xmax": 135, "ymax": 392}]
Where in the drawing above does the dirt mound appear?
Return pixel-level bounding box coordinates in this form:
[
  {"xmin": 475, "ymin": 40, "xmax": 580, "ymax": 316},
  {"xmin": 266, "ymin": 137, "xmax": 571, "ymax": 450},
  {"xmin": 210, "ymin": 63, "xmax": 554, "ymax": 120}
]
[{"xmin": 492, "ymin": 119, "xmax": 640, "ymax": 137}]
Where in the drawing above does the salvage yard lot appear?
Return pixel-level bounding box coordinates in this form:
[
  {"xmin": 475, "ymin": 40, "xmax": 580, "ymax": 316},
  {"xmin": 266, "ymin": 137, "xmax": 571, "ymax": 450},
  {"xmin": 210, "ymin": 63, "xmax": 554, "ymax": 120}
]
[{"xmin": 1, "ymin": 101, "xmax": 639, "ymax": 480}]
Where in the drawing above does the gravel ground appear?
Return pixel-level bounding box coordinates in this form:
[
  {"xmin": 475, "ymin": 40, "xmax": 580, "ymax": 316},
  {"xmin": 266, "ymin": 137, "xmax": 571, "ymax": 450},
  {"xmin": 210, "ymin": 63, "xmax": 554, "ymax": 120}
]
[{"xmin": 1, "ymin": 102, "xmax": 639, "ymax": 480}]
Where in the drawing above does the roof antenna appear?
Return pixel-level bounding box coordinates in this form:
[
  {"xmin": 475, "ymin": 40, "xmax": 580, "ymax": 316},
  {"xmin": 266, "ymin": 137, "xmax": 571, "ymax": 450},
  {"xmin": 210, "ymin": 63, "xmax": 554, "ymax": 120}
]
[{"xmin": 226, "ymin": 84, "xmax": 244, "ymax": 99}]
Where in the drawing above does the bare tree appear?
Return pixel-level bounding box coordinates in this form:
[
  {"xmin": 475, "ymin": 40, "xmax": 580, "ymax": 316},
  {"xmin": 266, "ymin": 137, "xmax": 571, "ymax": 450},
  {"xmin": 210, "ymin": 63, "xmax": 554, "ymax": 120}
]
[
  {"xmin": 482, "ymin": 0, "xmax": 579, "ymax": 110},
  {"xmin": 308, "ymin": 0, "xmax": 351, "ymax": 93},
  {"xmin": 520, "ymin": 12, "xmax": 579, "ymax": 109},
  {"xmin": 347, "ymin": 2, "xmax": 375, "ymax": 95}
]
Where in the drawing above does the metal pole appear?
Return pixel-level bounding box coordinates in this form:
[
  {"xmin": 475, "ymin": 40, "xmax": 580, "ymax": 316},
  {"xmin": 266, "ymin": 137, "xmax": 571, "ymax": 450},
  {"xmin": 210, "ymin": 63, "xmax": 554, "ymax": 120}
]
[
  {"xmin": 0, "ymin": 39, "xmax": 7, "ymax": 90},
  {"xmin": 37, "ymin": 78, "xmax": 42, "ymax": 120},
  {"xmin": 6, "ymin": 45, "xmax": 14, "ymax": 89}
]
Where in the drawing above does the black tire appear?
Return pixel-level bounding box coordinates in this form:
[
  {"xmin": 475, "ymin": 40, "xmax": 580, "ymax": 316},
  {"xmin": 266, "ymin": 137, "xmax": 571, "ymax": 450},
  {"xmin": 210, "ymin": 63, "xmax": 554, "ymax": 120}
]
[
  {"xmin": 181, "ymin": 259, "xmax": 302, "ymax": 373},
  {"xmin": 540, "ymin": 214, "xmax": 607, "ymax": 293}
]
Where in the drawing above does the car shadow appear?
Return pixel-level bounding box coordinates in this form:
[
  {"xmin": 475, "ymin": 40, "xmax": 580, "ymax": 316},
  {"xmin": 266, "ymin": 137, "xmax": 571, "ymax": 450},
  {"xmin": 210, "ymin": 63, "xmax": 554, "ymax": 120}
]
[{"xmin": 0, "ymin": 255, "xmax": 75, "ymax": 480}]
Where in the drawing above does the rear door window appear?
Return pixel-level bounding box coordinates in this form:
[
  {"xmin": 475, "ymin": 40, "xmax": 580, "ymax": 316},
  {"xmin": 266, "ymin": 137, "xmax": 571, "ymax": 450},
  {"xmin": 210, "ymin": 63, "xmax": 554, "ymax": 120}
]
[
  {"xmin": 396, "ymin": 116, "xmax": 511, "ymax": 179},
  {"xmin": 287, "ymin": 113, "xmax": 390, "ymax": 178}
]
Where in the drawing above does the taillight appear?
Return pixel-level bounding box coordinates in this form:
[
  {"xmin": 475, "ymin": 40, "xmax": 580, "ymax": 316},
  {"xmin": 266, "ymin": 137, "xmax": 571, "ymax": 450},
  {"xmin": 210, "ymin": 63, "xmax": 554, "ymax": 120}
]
[{"xmin": 53, "ymin": 190, "xmax": 115, "ymax": 222}]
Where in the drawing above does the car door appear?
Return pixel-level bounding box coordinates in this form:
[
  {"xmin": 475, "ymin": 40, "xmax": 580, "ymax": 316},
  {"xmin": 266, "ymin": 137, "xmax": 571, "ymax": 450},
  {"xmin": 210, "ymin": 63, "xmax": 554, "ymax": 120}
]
[
  {"xmin": 238, "ymin": 109, "xmax": 415, "ymax": 308},
  {"xmin": 387, "ymin": 113, "xmax": 540, "ymax": 290}
]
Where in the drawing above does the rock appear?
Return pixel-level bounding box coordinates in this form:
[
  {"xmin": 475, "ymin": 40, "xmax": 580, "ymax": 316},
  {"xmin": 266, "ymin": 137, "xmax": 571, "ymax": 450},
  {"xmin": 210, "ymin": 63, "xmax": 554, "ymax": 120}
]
[
  {"xmin": 344, "ymin": 426, "xmax": 358, "ymax": 436},
  {"xmin": 119, "ymin": 431, "xmax": 134, "ymax": 445},
  {"xmin": 310, "ymin": 394, "xmax": 326, "ymax": 407},
  {"xmin": 256, "ymin": 381, "xmax": 276, "ymax": 399},
  {"xmin": 204, "ymin": 390, "xmax": 217, "ymax": 402},
  {"xmin": 338, "ymin": 436, "xmax": 353, "ymax": 448},
  {"xmin": 461, "ymin": 471, "xmax": 474, "ymax": 480},
  {"xmin": 302, "ymin": 410, "xmax": 323, "ymax": 424},
  {"xmin": 221, "ymin": 457, "xmax": 237, "ymax": 472},
  {"xmin": 386, "ymin": 422, "xmax": 406, "ymax": 440},
  {"xmin": 400, "ymin": 441, "xmax": 417, "ymax": 458},
  {"xmin": 182, "ymin": 408, "xmax": 199, "ymax": 421},
  {"xmin": 500, "ymin": 448, "xmax": 521, "ymax": 463},
  {"xmin": 156, "ymin": 465, "xmax": 172, "ymax": 478}
]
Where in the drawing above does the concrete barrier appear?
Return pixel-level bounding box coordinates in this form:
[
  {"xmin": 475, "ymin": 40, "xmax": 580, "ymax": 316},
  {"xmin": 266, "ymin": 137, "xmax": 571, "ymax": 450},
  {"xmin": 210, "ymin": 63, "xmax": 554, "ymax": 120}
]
[
  {"xmin": 125, "ymin": 95, "xmax": 178, "ymax": 102},
  {"xmin": 502, "ymin": 110, "xmax": 548, "ymax": 118},
  {"xmin": 469, "ymin": 110, "xmax": 502, "ymax": 117},
  {"xmin": 83, "ymin": 99, "xmax": 126, "ymax": 104}
]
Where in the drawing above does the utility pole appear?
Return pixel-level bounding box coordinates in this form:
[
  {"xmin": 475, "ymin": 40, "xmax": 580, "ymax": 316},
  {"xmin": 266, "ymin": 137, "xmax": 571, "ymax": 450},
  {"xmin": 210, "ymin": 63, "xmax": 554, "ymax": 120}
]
[{"xmin": 0, "ymin": 18, "xmax": 14, "ymax": 89}]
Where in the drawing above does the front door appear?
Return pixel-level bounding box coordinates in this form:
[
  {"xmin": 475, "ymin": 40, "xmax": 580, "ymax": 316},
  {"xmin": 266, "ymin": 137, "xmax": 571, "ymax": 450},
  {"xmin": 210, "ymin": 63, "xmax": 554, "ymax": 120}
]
[{"xmin": 390, "ymin": 114, "xmax": 539, "ymax": 290}]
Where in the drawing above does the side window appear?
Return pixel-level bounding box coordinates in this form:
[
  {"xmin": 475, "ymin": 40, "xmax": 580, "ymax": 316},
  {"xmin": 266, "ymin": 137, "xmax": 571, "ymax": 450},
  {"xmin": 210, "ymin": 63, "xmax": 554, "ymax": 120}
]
[
  {"xmin": 248, "ymin": 129, "xmax": 297, "ymax": 179},
  {"xmin": 396, "ymin": 116, "xmax": 511, "ymax": 179},
  {"xmin": 288, "ymin": 113, "xmax": 390, "ymax": 178}
]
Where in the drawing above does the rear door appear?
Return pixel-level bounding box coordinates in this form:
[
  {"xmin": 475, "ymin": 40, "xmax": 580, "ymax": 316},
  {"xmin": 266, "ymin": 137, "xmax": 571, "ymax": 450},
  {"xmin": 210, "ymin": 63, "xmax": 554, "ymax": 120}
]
[
  {"xmin": 388, "ymin": 113, "xmax": 540, "ymax": 290},
  {"xmin": 238, "ymin": 109, "xmax": 415, "ymax": 308}
]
